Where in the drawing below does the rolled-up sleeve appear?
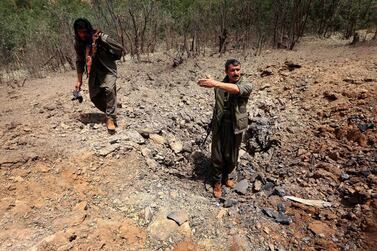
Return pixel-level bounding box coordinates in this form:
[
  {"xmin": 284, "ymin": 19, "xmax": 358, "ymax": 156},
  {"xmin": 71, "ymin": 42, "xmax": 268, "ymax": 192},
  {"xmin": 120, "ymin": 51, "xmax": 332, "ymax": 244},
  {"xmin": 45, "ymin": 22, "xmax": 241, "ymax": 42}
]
[
  {"xmin": 74, "ymin": 41, "xmax": 85, "ymax": 74},
  {"xmin": 236, "ymin": 81, "xmax": 252, "ymax": 97}
]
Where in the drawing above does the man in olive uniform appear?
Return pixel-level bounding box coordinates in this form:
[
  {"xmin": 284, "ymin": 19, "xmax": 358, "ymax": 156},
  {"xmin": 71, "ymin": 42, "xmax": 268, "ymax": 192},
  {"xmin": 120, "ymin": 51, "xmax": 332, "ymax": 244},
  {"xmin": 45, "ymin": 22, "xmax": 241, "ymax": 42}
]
[
  {"xmin": 197, "ymin": 59, "xmax": 252, "ymax": 198},
  {"xmin": 73, "ymin": 18, "xmax": 123, "ymax": 132}
]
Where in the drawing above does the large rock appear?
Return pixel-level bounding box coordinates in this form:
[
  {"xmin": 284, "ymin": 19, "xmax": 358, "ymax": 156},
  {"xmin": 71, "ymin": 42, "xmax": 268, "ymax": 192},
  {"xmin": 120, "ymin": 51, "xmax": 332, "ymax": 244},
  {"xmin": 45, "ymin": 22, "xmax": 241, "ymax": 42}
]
[
  {"xmin": 254, "ymin": 180, "xmax": 262, "ymax": 192},
  {"xmin": 97, "ymin": 144, "xmax": 120, "ymax": 157},
  {"xmin": 167, "ymin": 210, "xmax": 189, "ymax": 226},
  {"xmin": 234, "ymin": 179, "xmax": 249, "ymax": 195},
  {"xmin": 238, "ymin": 149, "xmax": 246, "ymax": 162},
  {"xmin": 308, "ymin": 221, "xmax": 335, "ymax": 237},
  {"xmin": 141, "ymin": 147, "xmax": 152, "ymax": 157},
  {"xmin": 149, "ymin": 134, "xmax": 166, "ymax": 145},
  {"xmin": 169, "ymin": 141, "xmax": 183, "ymax": 154},
  {"xmin": 52, "ymin": 212, "xmax": 87, "ymax": 229},
  {"xmin": 148, "ymin": 210, "xmax": 192, "ymax": 241},
  {"xmin": 271, "ymin": 187, "xmax": 286, "ymax": 197},
  {"xmin": 125, "ymin": 130, "xmax": 145, "ymax": 144},
  {"xmin": 148, "ymin": 216, "xmax": 178, "ymax": 241},
  {"xmin": 28, "ymin": 231, "xmax": 71, "ymax": 251},
  {"xmin": 0, "ymin": 151, "xmax": 38, "ymax": 167},
  {"xmin": 182, "ymin": 142, "xmax": 193, "ymax": 153},
  {"xmin": 138, "ymin": 128, "xmax": 159, "ymax": 138},
  {"xmin": 146, "ymin": 158, "xmax": 158, "ymax": 169},
  {"xmin": 141, "ymin": 206, "xmax": 153, "ymax": 222},
  {"xmin": 224, "ymin": 199, "xmax": 238, "ymax": 208},
  {"xmin": 230, "ymin": 235, "xmax": 252, "ymax": 251},
  {"xmin": 118, "ymin": 219, "xmax": 147, "ymax": 247},
  {"xmin": 173, "ymin": 240, "xmax": 200, "ymax": 251},
  {"xmin": 73, "ymin": 201, "xmax": 88, "ymax": 211},
  {"xmin": 262, "ymin": 208, "xmax": 292, "ymax": 225}
]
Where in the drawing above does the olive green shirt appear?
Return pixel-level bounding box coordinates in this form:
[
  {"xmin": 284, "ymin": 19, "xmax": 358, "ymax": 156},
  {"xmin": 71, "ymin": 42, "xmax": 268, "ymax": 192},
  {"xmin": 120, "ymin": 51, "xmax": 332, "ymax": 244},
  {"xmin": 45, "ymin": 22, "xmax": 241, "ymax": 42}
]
[{"xmin": 212, "ymin": 75, "xmax": 252, "ymax": 134}]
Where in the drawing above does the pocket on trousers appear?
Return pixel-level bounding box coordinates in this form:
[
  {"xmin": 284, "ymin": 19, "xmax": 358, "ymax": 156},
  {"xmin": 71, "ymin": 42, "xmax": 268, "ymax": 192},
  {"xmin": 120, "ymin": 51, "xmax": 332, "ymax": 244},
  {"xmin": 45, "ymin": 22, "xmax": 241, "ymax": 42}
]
[{"xmin": 236, "ymin": 112, "xmax": 249, "ymax": 131}]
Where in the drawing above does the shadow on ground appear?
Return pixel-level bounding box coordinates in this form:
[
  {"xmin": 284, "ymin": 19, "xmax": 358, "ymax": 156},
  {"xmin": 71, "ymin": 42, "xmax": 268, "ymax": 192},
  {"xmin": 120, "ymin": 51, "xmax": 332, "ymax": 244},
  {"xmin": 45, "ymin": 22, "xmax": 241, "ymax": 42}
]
[{"xmin": 78, "ymin": 112, "xmax": 106, "ymax": 125}]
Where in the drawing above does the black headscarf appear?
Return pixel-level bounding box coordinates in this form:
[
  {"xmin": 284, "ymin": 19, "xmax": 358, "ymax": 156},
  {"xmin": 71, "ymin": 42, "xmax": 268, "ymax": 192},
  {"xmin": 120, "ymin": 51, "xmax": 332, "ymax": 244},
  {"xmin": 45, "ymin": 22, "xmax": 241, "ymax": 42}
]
[{"xmin": 73, "ymin": 18, "xmax": 94, "ymax": 44}]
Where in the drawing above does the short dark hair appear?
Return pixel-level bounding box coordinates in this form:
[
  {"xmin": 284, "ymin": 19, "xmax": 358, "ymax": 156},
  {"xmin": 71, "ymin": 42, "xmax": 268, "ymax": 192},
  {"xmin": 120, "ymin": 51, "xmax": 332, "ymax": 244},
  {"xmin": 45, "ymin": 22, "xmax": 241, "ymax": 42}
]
[{"xmin": 225, "ymin": 59, "xmax": 241, "ymax": 70}]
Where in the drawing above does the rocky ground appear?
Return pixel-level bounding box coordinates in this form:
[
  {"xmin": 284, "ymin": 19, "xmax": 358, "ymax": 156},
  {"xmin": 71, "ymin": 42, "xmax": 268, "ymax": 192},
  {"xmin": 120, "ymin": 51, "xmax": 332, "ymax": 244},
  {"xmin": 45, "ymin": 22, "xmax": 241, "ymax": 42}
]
[{"xmin": 0, "ymin": 37, "xmax": 376, "ymax": 251}]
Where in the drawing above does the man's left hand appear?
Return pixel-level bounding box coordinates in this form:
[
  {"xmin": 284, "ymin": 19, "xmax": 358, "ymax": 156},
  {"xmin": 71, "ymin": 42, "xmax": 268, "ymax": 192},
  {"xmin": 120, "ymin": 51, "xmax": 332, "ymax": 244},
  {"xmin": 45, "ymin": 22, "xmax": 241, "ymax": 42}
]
[
  {"xmin": 92, "ymin": 43, "xmax": 97, "ymax": 55},
  {"xmin": 91, "ymin": 31, "xmax": 101, "ymax": 56}
]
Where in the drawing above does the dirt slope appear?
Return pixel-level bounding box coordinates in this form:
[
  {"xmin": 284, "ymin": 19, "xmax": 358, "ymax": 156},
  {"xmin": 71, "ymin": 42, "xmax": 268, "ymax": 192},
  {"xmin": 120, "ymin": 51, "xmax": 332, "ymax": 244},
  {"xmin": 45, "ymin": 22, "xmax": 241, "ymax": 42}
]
[{"xmin": 0, "ymin": 38, "xmax": 376, "ymax": 250}]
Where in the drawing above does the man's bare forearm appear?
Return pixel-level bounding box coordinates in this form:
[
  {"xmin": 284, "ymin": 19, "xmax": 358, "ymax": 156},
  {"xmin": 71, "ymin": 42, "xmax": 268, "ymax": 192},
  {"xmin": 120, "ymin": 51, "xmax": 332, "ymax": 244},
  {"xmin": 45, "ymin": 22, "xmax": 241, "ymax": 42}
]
[{"xmin": 214, "ymin": 81, "xmax": 240, "ymax": 94}]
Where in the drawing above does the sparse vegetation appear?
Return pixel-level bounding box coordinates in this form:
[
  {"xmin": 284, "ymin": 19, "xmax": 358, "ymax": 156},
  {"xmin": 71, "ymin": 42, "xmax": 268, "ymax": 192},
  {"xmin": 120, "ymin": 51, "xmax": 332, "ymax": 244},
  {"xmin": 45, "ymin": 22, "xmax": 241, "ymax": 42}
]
[{"xmin": 1, "ymin": 0, "xmax": 377, "ymax": 80}]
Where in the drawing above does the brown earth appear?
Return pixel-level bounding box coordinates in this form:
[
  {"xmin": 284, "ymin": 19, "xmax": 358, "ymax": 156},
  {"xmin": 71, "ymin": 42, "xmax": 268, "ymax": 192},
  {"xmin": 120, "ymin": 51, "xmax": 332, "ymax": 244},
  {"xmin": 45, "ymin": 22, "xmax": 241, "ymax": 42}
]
[{"xmin": 0, "ymin": 37, "xmax": 376, "ymax": 250}]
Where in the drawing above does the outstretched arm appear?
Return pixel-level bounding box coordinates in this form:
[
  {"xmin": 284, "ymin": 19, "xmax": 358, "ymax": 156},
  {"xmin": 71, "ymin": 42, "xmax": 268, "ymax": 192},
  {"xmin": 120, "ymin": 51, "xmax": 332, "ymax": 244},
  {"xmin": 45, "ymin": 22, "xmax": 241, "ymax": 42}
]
[{"xmin": 197, "ymin": 78, "xmax": 240, "ymax": 94}]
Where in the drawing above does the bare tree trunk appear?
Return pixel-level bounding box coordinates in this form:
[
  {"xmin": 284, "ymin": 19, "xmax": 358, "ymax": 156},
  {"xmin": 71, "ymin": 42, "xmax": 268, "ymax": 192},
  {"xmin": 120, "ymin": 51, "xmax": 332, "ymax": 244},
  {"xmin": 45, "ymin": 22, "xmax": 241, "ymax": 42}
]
[
  {"xmin": 124, "ymin": 30, "xmax": 134, "ymax": 58},
  {"xmin": 117, "ymin": 15, "xmax": 128, "ymax": 60},
  {"xmin": 219, "ymin": 0, "xmax": 227, "ymax": 55},
  {"xmin": 92, "ymin": 0, "xmax": 111, "ymax": 29},
  {"xmin": 141, "ymin": 2, "xmax": 153, "ymax": 53},
  {"xmin": 129, "ymin": 9, "xmax": 140, "ymax": 62},
  {"xmin": 183, "ymin": 34, "xmax": 190, "ymax": 58},
  {"xmin": 272, "ymin": 8, "xmax": 279, "ymax": 47},
  {"xmin": 191, "ymin": 28, "xmax": 199, "ymax": 57},
  {"xmin": 151, "ymin": 20, "xmax": 158, "ymax": 53},
  {"xmin": 351, "ymin": 31, "xmax": 360, "ymax": 44},
  {"xmin": 323, "ymin": 0, "xmax": 341, "ymax": 37},
  {"xmin": 289, "ymin": 0, "xmax": 312, "ymax": 50}
]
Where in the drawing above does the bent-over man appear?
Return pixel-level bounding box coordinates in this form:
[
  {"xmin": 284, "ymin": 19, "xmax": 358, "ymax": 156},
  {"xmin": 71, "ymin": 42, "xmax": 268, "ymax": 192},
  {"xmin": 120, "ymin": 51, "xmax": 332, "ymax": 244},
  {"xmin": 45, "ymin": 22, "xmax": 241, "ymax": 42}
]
[{"xmin": 73, "ymin": 18, "xmax": 123, "ymax": 133}]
